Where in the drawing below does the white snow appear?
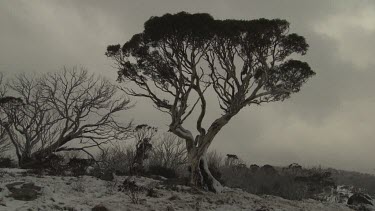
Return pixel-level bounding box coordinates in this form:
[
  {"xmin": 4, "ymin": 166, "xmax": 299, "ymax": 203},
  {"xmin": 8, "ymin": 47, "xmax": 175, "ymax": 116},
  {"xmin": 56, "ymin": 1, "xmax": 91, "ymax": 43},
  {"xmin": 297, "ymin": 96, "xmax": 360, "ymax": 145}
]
[{"xmin": 0, "ymin": 168, "xmax": 355, "ymax": 211}]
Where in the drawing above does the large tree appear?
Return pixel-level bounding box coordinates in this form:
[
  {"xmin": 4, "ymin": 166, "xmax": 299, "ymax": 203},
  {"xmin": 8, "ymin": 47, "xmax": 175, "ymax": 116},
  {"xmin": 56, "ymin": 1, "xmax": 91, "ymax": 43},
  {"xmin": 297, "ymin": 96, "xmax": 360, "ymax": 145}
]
[
  {"xmin": 106, "ymin": 12, "xmax": 315, "ymax": 193},
  {"xmin": 0, "ymin": 68, "xmax": 132, "ymax": 166}
]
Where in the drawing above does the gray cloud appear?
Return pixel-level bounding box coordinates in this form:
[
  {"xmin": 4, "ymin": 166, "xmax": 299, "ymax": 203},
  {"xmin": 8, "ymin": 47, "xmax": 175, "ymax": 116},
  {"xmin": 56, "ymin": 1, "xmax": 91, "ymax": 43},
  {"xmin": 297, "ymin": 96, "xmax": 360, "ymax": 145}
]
[{"xmin": 1, "ymin": 0, "xmax": 375, "ymax": 173}]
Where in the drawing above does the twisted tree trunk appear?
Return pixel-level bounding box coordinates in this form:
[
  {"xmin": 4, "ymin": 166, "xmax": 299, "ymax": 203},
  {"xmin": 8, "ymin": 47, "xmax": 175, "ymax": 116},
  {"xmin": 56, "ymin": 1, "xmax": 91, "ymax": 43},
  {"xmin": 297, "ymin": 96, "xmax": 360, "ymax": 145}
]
[
  {"xmin": 187, "ymin": 148, "xmax": 222, "ymax": 193},
  {"xmin": 170, "ymin": 115, "xmax": 233, "ymax": 193}
]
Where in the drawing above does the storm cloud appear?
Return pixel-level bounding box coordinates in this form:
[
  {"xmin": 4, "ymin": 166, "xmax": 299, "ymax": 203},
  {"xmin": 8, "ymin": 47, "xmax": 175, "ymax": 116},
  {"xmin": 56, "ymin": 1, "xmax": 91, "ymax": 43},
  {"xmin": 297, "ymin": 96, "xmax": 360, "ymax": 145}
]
[{"xmin": 1, "ymin": 0, "xmax": 374, "ymax": 173}]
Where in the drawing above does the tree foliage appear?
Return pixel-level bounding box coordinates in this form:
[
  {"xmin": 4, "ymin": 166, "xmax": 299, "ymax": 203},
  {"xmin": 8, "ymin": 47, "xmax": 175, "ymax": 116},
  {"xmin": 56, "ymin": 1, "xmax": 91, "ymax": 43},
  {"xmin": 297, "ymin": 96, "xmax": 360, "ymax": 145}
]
[{"xmin": 107, "ymin": 12, "xmax": 314, "ymax": 130}]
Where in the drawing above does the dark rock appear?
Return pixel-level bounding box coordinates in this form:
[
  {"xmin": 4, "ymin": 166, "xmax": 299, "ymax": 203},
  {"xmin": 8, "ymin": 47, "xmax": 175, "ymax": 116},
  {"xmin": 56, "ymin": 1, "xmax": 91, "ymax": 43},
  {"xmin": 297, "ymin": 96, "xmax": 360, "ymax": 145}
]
[
  {"xmin": 7, "ymin": 188, "xmax": 39, "ymax": 201},
  {"xmin": 348, "ymin": 193, "xmax": 373, "ymax": 206},
  {"xmin": 6, "ymin": 182, "xmax": 24, "ymax": 191},
  {"xmin": 22, "ymin": 182, "xmax": 42, "ymax": 191},
  {"xmin": 6, "ymin": 182, "xmax": 42, "ymax": 201},
  {"xmin": 92, "ymin": 204, "xmax": 109, "ymax": 211}
]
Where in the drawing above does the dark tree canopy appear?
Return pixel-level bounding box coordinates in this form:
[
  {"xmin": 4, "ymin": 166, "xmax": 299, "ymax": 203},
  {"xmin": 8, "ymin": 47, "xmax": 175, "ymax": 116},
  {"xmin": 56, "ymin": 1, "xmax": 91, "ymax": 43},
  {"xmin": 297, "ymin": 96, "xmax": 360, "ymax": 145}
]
[
  {"xmin": 107, "ymin": 12, "xmax": 314, "ymax": 115},
  {"xmin": 106, "ymin": 12, "xmax": 315, "ymax": 192}
]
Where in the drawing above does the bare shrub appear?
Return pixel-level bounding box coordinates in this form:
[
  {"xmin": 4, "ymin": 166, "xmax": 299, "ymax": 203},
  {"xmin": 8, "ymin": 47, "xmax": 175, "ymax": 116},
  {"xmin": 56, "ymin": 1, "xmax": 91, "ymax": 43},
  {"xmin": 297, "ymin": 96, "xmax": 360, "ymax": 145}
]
[
  {"xmin": 118, "ymin": 178, "xmax": 143, "ymax": 204},
  {"xmin": 0, "ymin": 157, "xmax": 16, "ymax": 168},
  {"xmin": 221, "ymin": 164, "xmax": 336, "ymax": 201},
  {"xmin": 105, "ymin": 180, "xmax": 119, "ymax": 195},
  {"xmin": 68, "ymin": 157, "xmax": 95, "ymax": 177},
  {"xmin": 148, "ymin": 133, "xmax": 187, "ymax": 172},
  {"xmin": 97, "ymin": 133, "xmax": 185, "ymax": 179},
  {"xmin": 329, "ymin": 168, "xmax": 375, "ymax": 196},
  {"xmin": 96, "ymin": 143, "xmax": 135, "ymax": 176},
  {"xmin": 206, "ymin": 150, "xmax": 225, "ymax": 183},
  {"xmin": 206, "ymin": 150, "xmax": 224, "ymax": 169}
]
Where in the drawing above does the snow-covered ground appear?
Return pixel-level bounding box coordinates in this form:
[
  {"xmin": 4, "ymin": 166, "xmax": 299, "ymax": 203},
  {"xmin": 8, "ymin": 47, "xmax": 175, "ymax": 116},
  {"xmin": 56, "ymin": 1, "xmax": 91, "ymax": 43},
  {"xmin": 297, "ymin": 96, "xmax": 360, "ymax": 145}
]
[{"xmin": 0, "ymin": 168, "xmax": 355, "ymax": 211}]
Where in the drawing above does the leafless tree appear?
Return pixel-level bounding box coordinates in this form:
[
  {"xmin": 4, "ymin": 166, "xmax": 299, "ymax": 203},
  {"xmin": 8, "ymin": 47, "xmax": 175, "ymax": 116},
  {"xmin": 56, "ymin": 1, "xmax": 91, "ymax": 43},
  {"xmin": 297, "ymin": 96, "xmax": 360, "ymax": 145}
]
[
  {"xmin": 0, "ymin": 73, "xmax": 11, "ymax": 155},
  {"xmin": 1, "ymin": 73, "xmax": 59, "ymax": 165},
  {"xmin": 0, "ymin": 68, "xmax": 133, "ymax": 166}
]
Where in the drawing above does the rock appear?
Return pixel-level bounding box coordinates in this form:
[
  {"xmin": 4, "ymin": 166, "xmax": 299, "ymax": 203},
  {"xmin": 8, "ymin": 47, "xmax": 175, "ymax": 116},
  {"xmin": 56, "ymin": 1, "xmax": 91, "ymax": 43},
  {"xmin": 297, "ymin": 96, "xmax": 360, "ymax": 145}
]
[
  {"xmin": 22, "ymin": 182, "xmax": 42, "ymax": 191},
  {"xmin": 7, "ymin": 188, "xmax": 39, "ymax": 201},
  {"xmin": 348, "ymin": 193, "xmax": 373, "ymax": 206},
  {"xmin": 6, "ymin": 182, "xmax": 42, "ymax": 201},
  {"xmin": 6, "ymin": 182, "xmax": 24, "ymax": 191},
  {"xmin": 92, "ymin": 204, "xmax": 109, "ymax": 211}
]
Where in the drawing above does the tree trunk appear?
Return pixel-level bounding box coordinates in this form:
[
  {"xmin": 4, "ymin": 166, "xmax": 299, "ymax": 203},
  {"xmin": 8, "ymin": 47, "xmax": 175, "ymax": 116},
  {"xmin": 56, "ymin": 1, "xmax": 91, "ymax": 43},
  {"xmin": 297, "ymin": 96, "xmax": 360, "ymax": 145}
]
[
  {"xmin": 188, "ymin": 150, "xmax": 223, "ymax": 193},
  {"xmin": 172, "ymin": 115, "xmax": 232, "ymax": 193}
]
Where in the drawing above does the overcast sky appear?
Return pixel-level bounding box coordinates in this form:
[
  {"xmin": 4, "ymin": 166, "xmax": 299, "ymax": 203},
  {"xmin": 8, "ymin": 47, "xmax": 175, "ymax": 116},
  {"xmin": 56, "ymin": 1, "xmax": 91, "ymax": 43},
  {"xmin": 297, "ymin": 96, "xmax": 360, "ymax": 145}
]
[{"xmin": 1, "ymin": 0, "xmax": 375, "ymax": 174}]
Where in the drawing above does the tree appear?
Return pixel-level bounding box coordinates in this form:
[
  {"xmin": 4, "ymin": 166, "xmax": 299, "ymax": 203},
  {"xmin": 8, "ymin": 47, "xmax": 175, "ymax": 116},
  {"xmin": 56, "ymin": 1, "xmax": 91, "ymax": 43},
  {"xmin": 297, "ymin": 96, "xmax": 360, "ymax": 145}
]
[
  {"xmin": 106, "ymin": 12, "xmax": 315, "ymax": 193},
  {"xmin": 0, "ymin": 73, "xmax": 11, "ymax": 155},
  {"xmin": 0, "ymin": 68, "xmax": 132, "ymax": 167},
  {"xmin": 131, "ymin": 124, "xmax": 157, "ymax": 174}
]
